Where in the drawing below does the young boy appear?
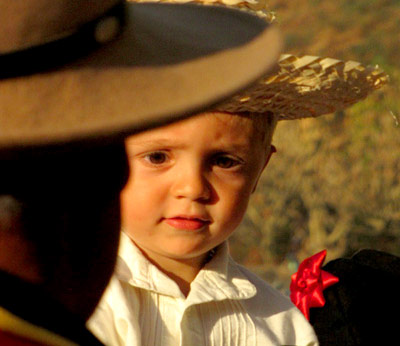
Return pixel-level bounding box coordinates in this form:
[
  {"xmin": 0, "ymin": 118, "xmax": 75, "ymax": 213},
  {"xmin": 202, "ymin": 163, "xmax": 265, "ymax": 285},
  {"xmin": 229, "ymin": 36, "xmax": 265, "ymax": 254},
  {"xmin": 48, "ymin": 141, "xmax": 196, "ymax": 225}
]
[
  {"xmin": 90, "ymin": 71, "xmax": 385, "ymax": 345},
  {"xmin": 88, "ymin": 2, "xmax": 388, "ymax": 345},
  {"xmin": 89, "ymin": 110, "xmax": 321, "ymax": 346}
]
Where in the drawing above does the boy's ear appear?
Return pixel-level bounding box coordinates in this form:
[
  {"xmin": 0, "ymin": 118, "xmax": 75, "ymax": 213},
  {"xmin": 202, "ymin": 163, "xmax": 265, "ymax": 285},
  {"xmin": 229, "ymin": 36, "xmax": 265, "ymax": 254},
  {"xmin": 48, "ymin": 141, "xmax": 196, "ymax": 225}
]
[
  {"xmin": 264, "ymin": 144, "xmax": 276, "ymax": 169},
  {"xmin": 252, "ymin": 144, "xmax": 276, "ymax": 194}
]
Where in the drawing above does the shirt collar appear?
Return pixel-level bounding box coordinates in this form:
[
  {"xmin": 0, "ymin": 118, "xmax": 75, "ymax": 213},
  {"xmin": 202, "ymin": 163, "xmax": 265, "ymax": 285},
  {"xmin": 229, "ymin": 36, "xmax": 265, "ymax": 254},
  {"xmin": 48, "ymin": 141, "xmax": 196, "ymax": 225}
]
[
  {"xmin": 116, "ymin": 232, "xmax": 256, "ymax": 304},
  {"xmin": 116, "ymin": 231, "xmax": 183, "ymax": 297}
]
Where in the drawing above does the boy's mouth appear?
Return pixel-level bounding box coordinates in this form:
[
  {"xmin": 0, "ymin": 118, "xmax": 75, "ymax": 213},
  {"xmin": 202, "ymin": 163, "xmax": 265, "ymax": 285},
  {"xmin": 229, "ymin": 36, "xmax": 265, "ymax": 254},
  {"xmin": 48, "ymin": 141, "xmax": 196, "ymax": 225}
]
[{"xmin": 164, "ymin": 216, "xmax": 210, "ymax": 230}]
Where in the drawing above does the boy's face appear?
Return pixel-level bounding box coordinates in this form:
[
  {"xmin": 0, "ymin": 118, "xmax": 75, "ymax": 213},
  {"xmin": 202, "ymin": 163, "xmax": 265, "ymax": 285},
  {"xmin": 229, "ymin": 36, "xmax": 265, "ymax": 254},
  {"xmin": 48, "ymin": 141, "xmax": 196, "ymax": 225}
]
[{"xmin": 122, "ymin": 112, "xmax": 272, "ymax": 267}]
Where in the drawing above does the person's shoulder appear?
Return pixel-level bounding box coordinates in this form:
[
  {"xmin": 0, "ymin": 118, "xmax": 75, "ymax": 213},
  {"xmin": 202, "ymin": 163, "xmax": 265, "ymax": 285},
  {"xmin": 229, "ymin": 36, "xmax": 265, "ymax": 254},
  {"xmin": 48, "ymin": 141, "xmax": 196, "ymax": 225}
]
[
  {"xmin": 229, "ymin": 258, "xmax": 295, "ymax": 311},
  {"xmin": 310, "ymin": 249, "xmax": 400, "ymax": 346},
  {"xmin": 232, "ymin": 260, "xmax": 289, "ymax": 300},
  {"xmin": 228, "ymin": 259, "xmax": 319, "ymax": 345}
]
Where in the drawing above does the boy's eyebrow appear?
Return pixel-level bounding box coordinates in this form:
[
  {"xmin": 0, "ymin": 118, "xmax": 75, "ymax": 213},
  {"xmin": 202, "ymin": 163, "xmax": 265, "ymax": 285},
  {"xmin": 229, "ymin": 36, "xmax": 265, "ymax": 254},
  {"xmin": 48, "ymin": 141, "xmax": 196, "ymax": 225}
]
[
  {"xmin": 127, "ymin": 138, "xmax": 250, "ymax": 150},
  {"xmin": 125, "ymin": 135, "xmax": 256, "ymax": 155},
  {"xmin": 126, "ymin": 137, "xmax": 183, "ymax": 148}
]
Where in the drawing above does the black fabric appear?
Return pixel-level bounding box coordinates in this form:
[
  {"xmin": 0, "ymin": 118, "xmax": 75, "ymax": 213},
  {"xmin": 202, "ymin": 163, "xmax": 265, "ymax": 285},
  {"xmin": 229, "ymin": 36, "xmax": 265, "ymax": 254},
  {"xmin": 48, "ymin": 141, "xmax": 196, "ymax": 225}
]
[
  {"xmin": 309, "ymin": 249, "xmax": 400, "ymax": 346},
  {"xmin": 0, "ymin": 271, "xmax": 103, "ymax": 345}
]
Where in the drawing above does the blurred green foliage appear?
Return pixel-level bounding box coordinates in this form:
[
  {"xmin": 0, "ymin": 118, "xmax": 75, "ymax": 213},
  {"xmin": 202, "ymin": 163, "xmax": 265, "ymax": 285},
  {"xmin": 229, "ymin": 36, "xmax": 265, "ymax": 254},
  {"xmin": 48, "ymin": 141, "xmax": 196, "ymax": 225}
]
[{"xmin": 229, "ymin": 0, "xmax": 400, "ymax": 291}]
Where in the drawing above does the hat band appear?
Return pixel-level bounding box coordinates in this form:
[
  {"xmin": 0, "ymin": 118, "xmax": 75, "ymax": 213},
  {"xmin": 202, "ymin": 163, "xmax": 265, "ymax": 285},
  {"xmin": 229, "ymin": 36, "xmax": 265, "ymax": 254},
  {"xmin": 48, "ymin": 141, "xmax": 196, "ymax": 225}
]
[{"xmin": 0, "ymin": 1, "xmax": 126, "ymax": 79}]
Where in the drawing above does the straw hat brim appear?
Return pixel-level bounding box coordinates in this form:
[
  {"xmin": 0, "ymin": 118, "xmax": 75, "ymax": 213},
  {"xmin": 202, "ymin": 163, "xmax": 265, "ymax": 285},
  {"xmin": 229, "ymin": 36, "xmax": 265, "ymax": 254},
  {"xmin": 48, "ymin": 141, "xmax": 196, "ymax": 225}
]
[
  {"xmin": 126, "ymin": 1, "xmax": 388, "ymax": 120},
  {"xmin": 0, "ymin": 3, "xmax": 282, "ymax": 150},
  {"xmin": 217, "ymin": 54, "xmax": 388, "ymax": 120}
]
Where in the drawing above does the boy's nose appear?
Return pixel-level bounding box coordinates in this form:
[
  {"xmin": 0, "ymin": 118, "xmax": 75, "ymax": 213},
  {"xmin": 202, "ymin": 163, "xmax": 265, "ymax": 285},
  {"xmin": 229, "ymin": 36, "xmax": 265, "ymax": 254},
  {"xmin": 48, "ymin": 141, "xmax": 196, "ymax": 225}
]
[{"xmin": 172, "ymin": 167, "xmax": 211, "ymax": 202}]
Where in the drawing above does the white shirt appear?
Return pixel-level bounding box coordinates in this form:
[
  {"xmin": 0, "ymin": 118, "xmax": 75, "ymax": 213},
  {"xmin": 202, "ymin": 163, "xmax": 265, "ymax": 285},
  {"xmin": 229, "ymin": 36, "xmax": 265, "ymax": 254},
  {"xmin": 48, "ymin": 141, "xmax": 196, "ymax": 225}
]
[{"xmin": 88, "ymin": 232, "xmax": 318, "ymax": 346}]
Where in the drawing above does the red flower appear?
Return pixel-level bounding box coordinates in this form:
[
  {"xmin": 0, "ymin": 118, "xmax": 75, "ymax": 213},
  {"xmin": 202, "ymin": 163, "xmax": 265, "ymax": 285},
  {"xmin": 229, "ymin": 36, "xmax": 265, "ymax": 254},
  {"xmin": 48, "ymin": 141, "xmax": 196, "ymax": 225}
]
[{"xmin": 290, "ymin": 250, "xmax": 339, "ymax": 320}]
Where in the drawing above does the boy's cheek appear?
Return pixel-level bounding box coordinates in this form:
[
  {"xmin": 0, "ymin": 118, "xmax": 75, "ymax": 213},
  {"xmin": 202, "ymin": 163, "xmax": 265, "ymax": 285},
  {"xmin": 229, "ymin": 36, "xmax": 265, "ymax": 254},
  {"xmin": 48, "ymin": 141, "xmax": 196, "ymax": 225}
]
[{"xmin": 224, "ymin": 190, "xmax": 252, "ymax": 216}]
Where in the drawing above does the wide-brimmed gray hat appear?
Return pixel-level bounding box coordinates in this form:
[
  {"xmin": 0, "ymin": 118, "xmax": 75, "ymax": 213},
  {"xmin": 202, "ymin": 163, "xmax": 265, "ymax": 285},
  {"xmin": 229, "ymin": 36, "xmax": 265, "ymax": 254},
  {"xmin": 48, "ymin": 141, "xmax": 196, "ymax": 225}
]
[{"xmin": 0, "ymin": 0, "xmax": 282, "ymax": 150}]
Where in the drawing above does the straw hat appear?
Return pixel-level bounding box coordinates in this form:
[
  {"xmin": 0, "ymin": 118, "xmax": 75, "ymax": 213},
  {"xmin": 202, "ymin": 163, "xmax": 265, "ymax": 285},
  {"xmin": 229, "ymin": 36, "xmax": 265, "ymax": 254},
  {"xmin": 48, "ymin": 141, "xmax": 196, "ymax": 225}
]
[
  {"xmin": 0, "ymin": 0, "xmax": 282, "ymax": 151},
  {"xmin": 132, "ymin": 0, "xmax": 388, "ymax": 120}
]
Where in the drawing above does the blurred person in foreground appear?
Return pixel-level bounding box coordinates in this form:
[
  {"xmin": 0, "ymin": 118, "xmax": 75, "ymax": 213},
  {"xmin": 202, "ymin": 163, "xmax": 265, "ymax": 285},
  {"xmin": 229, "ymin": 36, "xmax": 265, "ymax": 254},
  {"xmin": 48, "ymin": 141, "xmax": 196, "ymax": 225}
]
[
  {"xmin": 0, "ymin": 0, "xmax": 282, "ymax": 344},
  {"xmin": 88, "ymin": 1, "xmax": 387, "ymax": 345}
]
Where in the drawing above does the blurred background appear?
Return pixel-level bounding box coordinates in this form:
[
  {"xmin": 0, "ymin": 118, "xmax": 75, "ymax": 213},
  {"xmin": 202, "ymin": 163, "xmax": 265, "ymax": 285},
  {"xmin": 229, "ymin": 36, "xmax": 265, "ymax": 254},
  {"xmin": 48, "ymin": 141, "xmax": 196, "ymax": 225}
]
[{"xmin": 229, "ymin": 0, "xmax": 400, "ymax": 292}]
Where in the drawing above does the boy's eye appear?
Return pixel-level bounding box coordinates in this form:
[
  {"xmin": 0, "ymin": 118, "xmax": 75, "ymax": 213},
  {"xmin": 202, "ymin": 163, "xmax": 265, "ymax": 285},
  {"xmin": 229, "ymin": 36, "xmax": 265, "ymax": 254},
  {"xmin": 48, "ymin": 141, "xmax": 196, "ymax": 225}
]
[
  {"xmin": 212, "ymin": 155, "xmax": 240, "ymax": 169},
  {"xmin": 144, "ymin": 151, "xmax": 168, "ymax": 164}
]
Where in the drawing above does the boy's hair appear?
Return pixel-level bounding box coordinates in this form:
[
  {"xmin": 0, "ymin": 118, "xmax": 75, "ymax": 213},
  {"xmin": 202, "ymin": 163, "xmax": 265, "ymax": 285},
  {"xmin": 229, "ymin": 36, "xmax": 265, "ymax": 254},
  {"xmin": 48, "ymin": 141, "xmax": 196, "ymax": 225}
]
[
  {"xmin": 250, "ymin": 111, "xmax": 277, "ymax": 149},
  {"xmin": 229, "ymin": 111, "xmax": 277, "ymax": 152}
]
